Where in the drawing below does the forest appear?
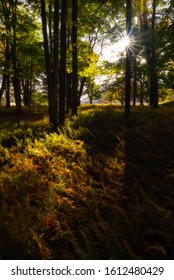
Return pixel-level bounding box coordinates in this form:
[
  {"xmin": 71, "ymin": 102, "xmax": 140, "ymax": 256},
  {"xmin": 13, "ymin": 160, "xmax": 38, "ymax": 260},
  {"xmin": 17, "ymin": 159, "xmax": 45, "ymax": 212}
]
[{"xmin": 0, "ymin": 0, "xmax": 174, "ymax": 260}]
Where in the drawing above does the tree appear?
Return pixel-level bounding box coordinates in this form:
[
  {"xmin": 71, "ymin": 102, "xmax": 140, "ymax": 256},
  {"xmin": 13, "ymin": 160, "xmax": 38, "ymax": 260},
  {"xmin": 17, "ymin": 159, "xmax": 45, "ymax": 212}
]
[
  {"xmin": 155, "ymin": 0, "xmax": 174, "ymax": 102},
  {"xmin": 0, "ymin": 1, "xmax": 12, "ymax": 107},
  {"xmin": 138, "ymin": 0, "xmax": 159, "ymax": 108},
  {"xmin": 40, "ymin": 0, "xmax": 57, "ymax": 128},
  {"xmin": 71, "ymin": 0, "xmax": 78, "ymax": 116},
  {"xmin": 40, "ymin": 0, "xmax": 67, "ymax": 129},
  {"xmin": 59, "ymin": 0, "xmax": 67, "ymax": 125},
  {"xmin": 11, "ymin": 0, "xmax": 23, "ymax": 127},
  {"xmin": 149, "ymin": 0, "xmax": 159, "ymax": 108},
  {"xmin": 52, "ymin": 0, "xmax": 59, "ymax": 127},
  {"xmin": 125, "ymin": 0, "xmax": 132, "ymax": 116}
]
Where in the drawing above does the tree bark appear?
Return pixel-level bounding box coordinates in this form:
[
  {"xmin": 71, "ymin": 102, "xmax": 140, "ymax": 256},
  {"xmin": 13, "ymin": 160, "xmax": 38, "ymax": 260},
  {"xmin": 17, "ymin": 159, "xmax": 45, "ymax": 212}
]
[
  {"xmin": 77, "ymin": 77, "xmax": 86, "ymax": 106},
  {"xmin": 66, "ymin": 73, "xmax": 72, "ymax": 113},
  {"xmin": 133, "ymin": 57, "xmax": 137, "ymax": 106},
  {"xmin": 140, "ymin": 0, "xmax": 158, "ymax": 108},
  {"xmin": 125, "ymin": 0, "xmax": 132, "ymax": 117},
  {"xmin": 6, "ymin": 74, "xmax": 10, "ymax": 108},
  {"xmin": 41, "ymin": 0, "xmax": 58, "ymax": 130},
  {"xmin": 71, "ymin": 0, "xmax": 78, "ymax": 116},
  {"xmin": 0, "ymin": 74, "xmax": 6, "ymax": 106},
  {"xmin": 59, "ymin": 0, "xmax": 67, "ymax": 125},
  {"xmin": 150, "ymin": 0, "xmax": 158, "ymax": 108},
  {"xmin": 11, "ymin": 0, "xmax": 22, "ymax": 127},
  {"xmin": 51, "ymin": 0, "xmax": 59, "ymax": 129}
]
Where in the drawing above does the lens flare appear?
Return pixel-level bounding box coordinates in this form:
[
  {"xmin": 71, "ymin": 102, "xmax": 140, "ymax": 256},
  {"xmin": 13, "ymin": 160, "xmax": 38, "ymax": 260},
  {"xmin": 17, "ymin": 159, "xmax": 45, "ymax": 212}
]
[{"xmin": 121, "ymin": 35, "xmax": 130, "ymax": 48}]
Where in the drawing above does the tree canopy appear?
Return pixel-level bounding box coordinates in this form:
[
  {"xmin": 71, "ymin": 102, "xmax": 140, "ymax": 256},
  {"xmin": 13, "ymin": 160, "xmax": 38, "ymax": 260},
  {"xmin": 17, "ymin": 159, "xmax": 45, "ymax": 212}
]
[{"xmin": 0, "ymin": 0, "xmax": 173, "ymax": 127}]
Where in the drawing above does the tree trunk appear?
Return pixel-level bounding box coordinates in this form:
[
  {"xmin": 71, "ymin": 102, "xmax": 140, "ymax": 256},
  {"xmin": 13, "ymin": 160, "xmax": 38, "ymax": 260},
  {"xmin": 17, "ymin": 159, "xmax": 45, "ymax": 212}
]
[
  {"xmin": 150, "ymin": 0, "xmax": 158, "ymax": 108},
  {"xmin": 66, "ymin": 73, "xmax": 72, "ymax": 113},
  {"xmin": 6, "ymin": 74, "xmax": 10, "ymax": 107},
  {"xmin": 140, "ymin": 83, "xmax": 144, "ymax": 106},
  {"xmin": 23, "ymin": 79, "xmax": 30, "ymax": 106},
  {"xmin": 66, "ymin": 30, "xmax": 72, "ymax": 113},
  {"xmin": 11, "ymin": 0, "xmax": 21, "ymax": 127},
  {"xmin": 4, "ymin": 38, "xmax": 11, "ymax": 107},
  {"xmin": 133, "ymin": 57, "xmax": 137, "ymax": 106},
  {"xmin": 140, "ymin": 0, "xmax": 158, "ymax": 108},
  {"xmin": 0, "ymin": 74, "xmax": 6, "ymax": 106},
  {"xmin": 125, "ymin": 0, "xmax": 132, "ymax": 117},
  {"xmin": 59, "ymin": 0, "xmax": 67, "ymax": 125},
  {"xmin": 50, "ymin": 0, "xmax": 59, "ymax": 130},
  {"xmin": 71, "ymin": 0, "xmax": 78, "ymax": 116},
  {"xmin": 77, "ymin": 77, "xmax": 86, "ymax": 106},
  {"xmin": 40, "ymin": 0, "xmax": 57, "ymax": 127},
  {"xmin": 48, "ymin": 0, "xmax": 53, "ymax": 57},
  {"xmin": 29, "ymin": 60, "xmax": 33, "ymax": 107}
]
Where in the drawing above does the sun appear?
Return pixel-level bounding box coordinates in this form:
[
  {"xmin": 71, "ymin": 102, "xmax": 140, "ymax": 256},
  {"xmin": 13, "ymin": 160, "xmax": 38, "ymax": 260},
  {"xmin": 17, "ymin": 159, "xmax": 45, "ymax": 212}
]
[
  {"xmin": 121, "ymin": 35, "xmax": 130, "ymax": 48},
  {"xmin": 117, "ymin": 35, "xmax": 130, "ymax": 52}
]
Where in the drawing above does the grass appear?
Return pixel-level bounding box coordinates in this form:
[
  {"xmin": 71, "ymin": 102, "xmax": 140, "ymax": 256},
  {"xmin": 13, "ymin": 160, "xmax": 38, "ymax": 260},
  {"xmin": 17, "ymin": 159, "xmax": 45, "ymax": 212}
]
[{"xmin": 0, "ymin": 104, "xmax": 174, "ymax": 259}]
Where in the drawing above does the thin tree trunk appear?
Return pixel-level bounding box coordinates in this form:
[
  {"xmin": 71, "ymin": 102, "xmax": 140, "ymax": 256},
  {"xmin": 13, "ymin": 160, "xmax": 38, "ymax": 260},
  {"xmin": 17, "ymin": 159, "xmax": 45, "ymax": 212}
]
[
  {"xmin": 51, "ymin": 0, "xmax": 59, "ymax": 130},
  {"xmin": 140, "ymin": 0, "xmax": 158, "ymax": 108},
  {"xmin": 4, "ymin": 38, "xmax": 11, "ymax": 107},
  {"xmin": 66, "ymin": 30, "xmax": 72, "ymax": 113},
  {"xmin": 140, "ymin": 82, "xmax": 144, "ymax": 106},
  {"xmin": 23, "ymin": 79, "xmax": 30, "ymax": 106},
  {"xmin": 77, "ymin": 76, "xmax": 86, "ymax": 106},
  {"xmin": 29, "ymin": 60, "xmax": 33, "ymax": 107},
  {"xmin": 6, "ymin": 74, "xmax": 10, "ymax": 107},
  {"xmin": 0, "ymin": 74, "xmax": 6, "ymax": 106},
  {"xmin": 66, "ymin": 73, "xmax": 72, "ymax": 113},
  {"xmin": 11, "ymin": 0, "xmax": 21, "ymax": 127},
  {"xmin": 151, "ymin": 0, "xmax": 158, "ymax": 108},
  {"xmin": 133, "ymin": 57, "xmax": 137, "ymax": 106},
  {"xmin": 40, "ymin": 0, "xmax": 56, "ymax": 126},
  {"xmin": 59, "ymin": 0, "xmax": 67, "ymax": 125},
  {"xmin": 125, "ymin": 0, "xmax": 132, "ymax": 117},
  {"xmin": 48, "ymin": 0, "xmax": 53, "ymax": 56},
  {"xmin": 71, "ymin": 0, "xmax": 78, "ymax": 116}
]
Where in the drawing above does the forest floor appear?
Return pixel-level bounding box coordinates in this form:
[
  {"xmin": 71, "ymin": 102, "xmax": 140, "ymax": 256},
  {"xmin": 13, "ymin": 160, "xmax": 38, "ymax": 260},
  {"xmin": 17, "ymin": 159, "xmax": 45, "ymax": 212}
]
[{"xmin": 0, "ymin": 103, "xmax": 174, "ymax": 259}]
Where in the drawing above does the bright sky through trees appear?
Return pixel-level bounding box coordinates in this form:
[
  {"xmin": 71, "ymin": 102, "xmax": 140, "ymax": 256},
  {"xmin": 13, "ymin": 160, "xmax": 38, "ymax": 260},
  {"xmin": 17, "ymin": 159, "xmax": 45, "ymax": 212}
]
[{"xmin": 99, "ymin": 34, "xmax": 130, "ymax": 62}]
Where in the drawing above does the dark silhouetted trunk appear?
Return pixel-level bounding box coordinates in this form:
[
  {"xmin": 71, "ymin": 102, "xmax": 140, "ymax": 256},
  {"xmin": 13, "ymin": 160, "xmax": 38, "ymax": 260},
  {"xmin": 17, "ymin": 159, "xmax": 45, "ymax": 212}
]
[
  {"xmin": 66, "ymin": 73, "xmax": 72, "ymax": 113},
  {"xmin": 71, "ymin": 0, "xmax": 78, "ymax": 116},
  {"xmin": 140, "ymin": 0, "xmax": 158, "ymax": 108},
  {"xmin": 41, "ymin": 0, "xmax": 59, "ymax": 130},
  {"xmin": 59, "ymin": 0, "xmax": 67, "ymax": 125},
  {"xmin": 5, "ymin": 38, "xmax": 11, "ymax": 107},
  {"xmin": 150, "ymin": 0, "xmax": 158, "ymax": 108},
  {"xmin": 125, "ymin": 0, "xmax": 132, "ymax": 117},
  {"xmin": 23, "ymin": 79, "xmax": 30, "ymax": 106},
  {"xmin": 66, "ymin": 30, "xmax": 72, "ymax": 113},
  {"xmin": 41, "ymin": 0, "xmax": 52, "ymax": 116},
  {"xmin": 51, "ymin": 0, "xmax": 59, "ymax": 129},
  {"xmin": 140, "ymin": 84, "xmax": 144, "ymax": 106},
  {"xmin": 133, "ymin": 57, "xmax": 137, "ymax": 106},
  {"xmin": 6, "ymin": 74, "xmax": 10, "ymax": 107},
  {"xmin": 48, "ymin": 0, "xmax": 53, "ymax": 57},
  {"xmin": 22, "ymin": 60, "xmax": 33, "ymax": 107},
  {"xmin": 11, "ymin": 0, "xmax": 21, "ymax": 127}
]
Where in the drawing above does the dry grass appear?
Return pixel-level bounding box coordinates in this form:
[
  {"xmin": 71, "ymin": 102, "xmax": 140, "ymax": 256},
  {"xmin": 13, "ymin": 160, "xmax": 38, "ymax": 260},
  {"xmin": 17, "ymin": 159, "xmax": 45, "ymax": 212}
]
[{"xmin": 0, "ymin": 104, "xmax": 174, "ymax": 259}]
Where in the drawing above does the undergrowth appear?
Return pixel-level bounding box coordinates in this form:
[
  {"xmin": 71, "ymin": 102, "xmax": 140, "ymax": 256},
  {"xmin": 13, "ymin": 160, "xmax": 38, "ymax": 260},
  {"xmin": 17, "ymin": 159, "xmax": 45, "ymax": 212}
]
[{"xmin": 0, "ymin": 104, "xmax": 174, "ymax": 259}]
